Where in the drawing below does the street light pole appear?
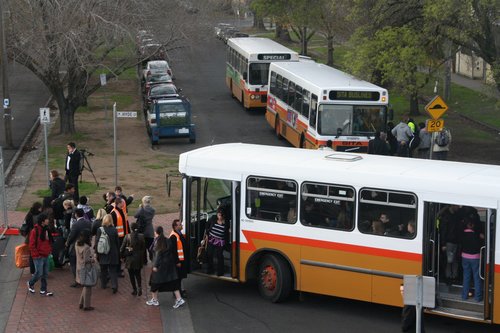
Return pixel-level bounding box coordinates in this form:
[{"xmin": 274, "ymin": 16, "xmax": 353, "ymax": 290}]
[{"xmin": 0, "ymin": 1, "xmax": 12, "ymax": 148}]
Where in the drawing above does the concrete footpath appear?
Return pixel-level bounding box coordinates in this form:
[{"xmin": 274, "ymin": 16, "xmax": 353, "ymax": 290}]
[{"xmin": 0, "ymin": 212, "xmax": 194, "ymax": 333}]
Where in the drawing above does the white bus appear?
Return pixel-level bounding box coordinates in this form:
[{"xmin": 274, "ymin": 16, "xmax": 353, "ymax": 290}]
[
  {"xmin": 180, "ymin": 143, "xmax": 500, "ymax": 324},
  {"xmin": 226, "ymin": 37, "xmax": 299, "ymax": 110},
  {"xmin": 266, "ymin": 61, "xmax": 389, "ymax": 151}
]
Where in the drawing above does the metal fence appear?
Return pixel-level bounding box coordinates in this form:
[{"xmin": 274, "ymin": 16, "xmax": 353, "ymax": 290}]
[{"xmin": 0, "ymin": 146, "xmax": 8, "ymax": 239}]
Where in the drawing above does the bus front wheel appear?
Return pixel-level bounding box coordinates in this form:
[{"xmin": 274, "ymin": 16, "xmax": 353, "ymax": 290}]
[{"xmin": 258, "ymin": 254, "xmax": 292, "ymax": 303}]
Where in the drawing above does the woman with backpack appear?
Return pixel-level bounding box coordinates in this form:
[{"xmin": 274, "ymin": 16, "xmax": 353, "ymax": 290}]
[
  {"xmin": 95, "ymin": 214, "xmax": 120, "ymax": 294},
  {"xmin": 134, "ymin": 196, "xmax": 155, "ymax": 261},
  {"xmin": 120, "ymin": 222, "xmax": 147, "ymax": 296},
  {"xmin": 433, "ymin": 128, "xmax": 452, "ymax": 160}
]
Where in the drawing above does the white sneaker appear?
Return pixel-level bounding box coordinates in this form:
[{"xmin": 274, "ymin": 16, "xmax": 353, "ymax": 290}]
[
  {"xmin": 173, "ymin": 298, "xmax": 185, "ymax": 309},
  {"xmin": 146, "ymin": 298, "xmax": 159, "ymax": 306},
  {"xmin": 27, "ymin": 282, "xmax": 35, "ymax": 294}
]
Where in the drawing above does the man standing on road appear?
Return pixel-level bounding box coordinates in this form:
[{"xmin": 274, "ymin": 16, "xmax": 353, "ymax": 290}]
[
  {"xmin": 65, "ymin": 142, "xmax": 81, "ymax": 202},
  {"xmin": 391, "ymin": 114, "xmax": 413, "ymax": 157}
]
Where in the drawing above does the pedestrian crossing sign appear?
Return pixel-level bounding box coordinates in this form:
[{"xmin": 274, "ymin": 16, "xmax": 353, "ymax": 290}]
[{"xmin": 40, "ymin": 107, "xmax": 50, "ymax": 124}]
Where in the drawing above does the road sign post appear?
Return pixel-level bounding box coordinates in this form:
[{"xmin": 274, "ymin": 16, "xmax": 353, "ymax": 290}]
[
  {"xmin": 113, "ymin": 102, "xmax": 118, "ymax": 187},
  {"xmin": 403, "ymin": 275, "xmax": 435, "ymax": 333},
  {"xmin": 40, "ymin": 108, "xmax": 50, "ymax": 186}
]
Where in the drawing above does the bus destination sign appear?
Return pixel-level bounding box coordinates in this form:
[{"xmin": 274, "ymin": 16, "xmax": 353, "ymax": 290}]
[
  {"xmin": 257, "ymin": 53, "xmax": 292, "ymax": 61},
  {"xmin": 329, "ymin": 90, "xmax": 380, "ymax": 101}
]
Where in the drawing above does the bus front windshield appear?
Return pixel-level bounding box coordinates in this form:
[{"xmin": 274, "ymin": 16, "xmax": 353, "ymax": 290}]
[
  {"xmin": 248, "ymin": 62, "xmax": 269, "ymax": 86},
  {"xmin": 317, "ymin": 104, "xmax": 386, "ymax": 136}
]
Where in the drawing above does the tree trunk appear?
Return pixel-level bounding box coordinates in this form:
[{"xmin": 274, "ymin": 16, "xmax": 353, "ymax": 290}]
[
  {"xmin": 327, "ymin": 35, "xmax": 334, "ymax": 66},
  {"xmin": 253, "ymin": 11, "xmax": 265, "ymax": 29},
  {"xmin": 276, "ymin": 24, "xmax": 291, "ymax": 42},
  {"xmin": 409, "ymin": 92, "xmax": 419, "ymax": 116},
  {"xmin": 301, "ymin": 27, "xmax": 307, "ymax": 56},
  {"xmin": 53, "ymin": 91, "xmax": 76, "ymax": 134}
]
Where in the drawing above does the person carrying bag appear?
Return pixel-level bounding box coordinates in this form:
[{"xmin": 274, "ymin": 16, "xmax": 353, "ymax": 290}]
[{"xmin": 76, "ymin": 230, "xmax": 98, "ymax": 311}]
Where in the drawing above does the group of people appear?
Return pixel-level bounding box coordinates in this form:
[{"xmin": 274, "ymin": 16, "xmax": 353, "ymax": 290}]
[
  {"xmin": 23, "ymin": 142, "xmax": 188, "ymax": 311},
  {"xmin": 24, "ymin": 189, "xmax": 188, "ymax": 310},
  {"xmin": 368, "ymin": 114, "xmax": 451, "ymax": 160}
]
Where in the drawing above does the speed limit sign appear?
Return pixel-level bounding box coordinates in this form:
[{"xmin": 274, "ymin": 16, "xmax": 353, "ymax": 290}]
[{"xmin": 426, "ymin": 119, "xmax": 444, "ymax": 132}]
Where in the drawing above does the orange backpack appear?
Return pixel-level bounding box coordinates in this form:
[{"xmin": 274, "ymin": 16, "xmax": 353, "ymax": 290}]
[{"xmin": 15, "ymin": 243, "xmax": 30, "ymax": 268}]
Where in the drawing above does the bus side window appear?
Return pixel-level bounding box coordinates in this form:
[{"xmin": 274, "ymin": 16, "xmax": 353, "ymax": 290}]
[
  {"xmin": 282, "ymin": 78, "xmax": 289, "ymax": 104},
  {"xmin": 302, "ymin": 90, "xmax": 310, "ymax": 119},
  {"xmin": 270, "ymin": 72, "xmax": 277, "ymax": 95},
  {"xmin": 294, "ymin": 85, "xmax": 303, "ymax": 112},
  {"xmin": 300, "ymin": 182, "xmax": 355, "ymax": 231},
  {"xmin": 358, "ymin": 188, "xmax": 417, "ymax": 239},
  {"xmin": 288, "ymin": 81, "xmax": 296, "ymax": 107},
  {"xmin": 309, "ymin": 94, "xmax": 318, "ymax": 129},
  {"xmin": 245, "ymin": 176, "xmax": 297, "ymax": 224},
  {"xmin": 276, "ymin": 75, "xmax": 283, "ymax": 100}
]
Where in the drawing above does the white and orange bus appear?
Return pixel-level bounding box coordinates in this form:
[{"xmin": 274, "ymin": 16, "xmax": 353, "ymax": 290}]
[
  {"xmin": 180, "ymin": 143, "xmax": 500, "ymax": 324},
  {"xmin": 266, "ymin": 61, "xmax": 389, "ymax": 152},
  {"xmin": 226, "ymin": 37, "xmax": 299, "ymax": 110}
]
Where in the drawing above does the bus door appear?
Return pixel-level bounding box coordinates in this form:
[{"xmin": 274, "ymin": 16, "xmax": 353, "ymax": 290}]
[
  {"xmin": 423, "ymin": 202, "xmax": 494, "ymax": 321},
  {"xmin": 184, "ymin": 176, "xmax": 237, "ymax": 279}
]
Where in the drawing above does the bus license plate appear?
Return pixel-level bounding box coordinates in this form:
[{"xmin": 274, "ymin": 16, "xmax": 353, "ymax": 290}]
[{"xmin": 178, "ymin": 128, "xmax": 189, "ymax": 134}]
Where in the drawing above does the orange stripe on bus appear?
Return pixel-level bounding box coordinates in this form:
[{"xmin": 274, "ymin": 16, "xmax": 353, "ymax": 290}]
[
  {"xmin": 495, "ymin": 264, "xmax": 500, "ymax": 273},
  {"xmin": 240, "ymin": 230, "xmax": 422, "ymax": 262}
]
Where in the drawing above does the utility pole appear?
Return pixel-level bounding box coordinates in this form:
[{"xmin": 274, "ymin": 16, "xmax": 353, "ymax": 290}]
[{"xmin": 0, "ymin": 2, "xmax": 12, "ymax": 148}]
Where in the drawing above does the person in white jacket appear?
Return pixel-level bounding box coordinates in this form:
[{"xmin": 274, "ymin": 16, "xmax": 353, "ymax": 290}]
[{"xmin": 432, "ymin": 128, "xmax": 452, "ymax": 160}]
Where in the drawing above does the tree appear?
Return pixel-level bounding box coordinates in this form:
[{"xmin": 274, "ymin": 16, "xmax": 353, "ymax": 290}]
[
  {"xmin": 314, "ymin": 0, "xmax": 355, "ymax": 66},
  {"xmin": 424, "ymin": 0, "xmax": 500, "ymax": 92},
  {"xmin": 346, "ymin": 0, "xmax": 449, "ymax": 115},
  {"xmin": 5, "ymin": 0, "xmax": 201, "ymax": 134}
]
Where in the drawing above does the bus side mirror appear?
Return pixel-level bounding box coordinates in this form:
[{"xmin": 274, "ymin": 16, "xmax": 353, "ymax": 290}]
[
  {"xmin": 388, "ymin": 108, "xmax": 394, "ymax": 121},
  {"xmin": 243, "ymin": 72, "xmax": 247, "ymax": 80}
]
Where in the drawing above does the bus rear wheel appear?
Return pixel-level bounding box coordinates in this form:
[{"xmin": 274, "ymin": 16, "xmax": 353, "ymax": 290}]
[{"xmin": 258, "ymin": 254, "xmax": 292, "ymax": 303}]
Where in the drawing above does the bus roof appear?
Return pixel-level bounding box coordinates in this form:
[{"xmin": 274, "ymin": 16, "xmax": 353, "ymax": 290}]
[
  {"xmin": 179, "ymin": 143, "xmax": 500, "ymax": 206},
  {"xmin": 227, "ymin": 37, "xmax": 299, "ymax": 61},
  {"xmin": 270, "ymin": 61, "xmax": 386, "ymax": 93}
]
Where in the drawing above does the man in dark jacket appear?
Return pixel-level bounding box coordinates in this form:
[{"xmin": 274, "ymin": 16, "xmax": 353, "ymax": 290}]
[
  {"xmin": 49, "ymin": 169, "xmax": 66, "ymax": 200},
  {"xmin": 65, "ymin": 208, "xmax": 91, "ymax": 287},
  {"xmin": 65, "ymin": 142, "xmax": 81, "ymax": 201},
  {"xmin": 28, "ymin": 213, "xmax": 54, "ymax": 296},
  {"xmin": 439, "ymin": 205, "xmax": 462, "ymax": 285},
  {"xmin": 367, "ymin": 131, "xmax": 390, "ymax": 155}
]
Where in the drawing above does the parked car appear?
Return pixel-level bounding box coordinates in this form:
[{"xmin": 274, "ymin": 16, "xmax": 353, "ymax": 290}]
[
  {"xmin": 144, "ymin": 83, "xmax": 180, "ymax": 110},
  {"xmin": 139, "ymin": 43, "xmax": 167, "ymax": 64},
  {"xmin": 146, "ymin": 98, "xmax": 196, "ymax": 145},
  {"xmin": 222, "ymin": 28, "xmax": 239, "ymax": 43},
  {"xmin": 142, "ymin": 60, "xmax": 173, "ymax": 83},
  {"xmin": 143, "ymin": 73, "xmax": 173, "ymax": 95},
  {"xmin": 218, "ymin": 25, "xmax": 236, "ymax": 40},
  {"xmin": 214, "ymin": 23, "xmax": 232, "ymax": 38}
]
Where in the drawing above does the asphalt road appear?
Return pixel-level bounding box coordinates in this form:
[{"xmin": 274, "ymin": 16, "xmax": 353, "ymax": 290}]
[{"xmin": 0, "ymin": 63, "xmax": 49, "ymax": 170}]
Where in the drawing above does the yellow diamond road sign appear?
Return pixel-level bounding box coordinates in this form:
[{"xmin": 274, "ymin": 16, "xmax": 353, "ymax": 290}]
[{"xmin": 425, "ymin": 95, "xmax": 448, "ymax": 120}]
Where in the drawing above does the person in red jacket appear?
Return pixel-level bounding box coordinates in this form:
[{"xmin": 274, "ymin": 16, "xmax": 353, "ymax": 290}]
[{"xmin": 27, "ymin": 213, "xmax": 54, "ymax": 296}]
